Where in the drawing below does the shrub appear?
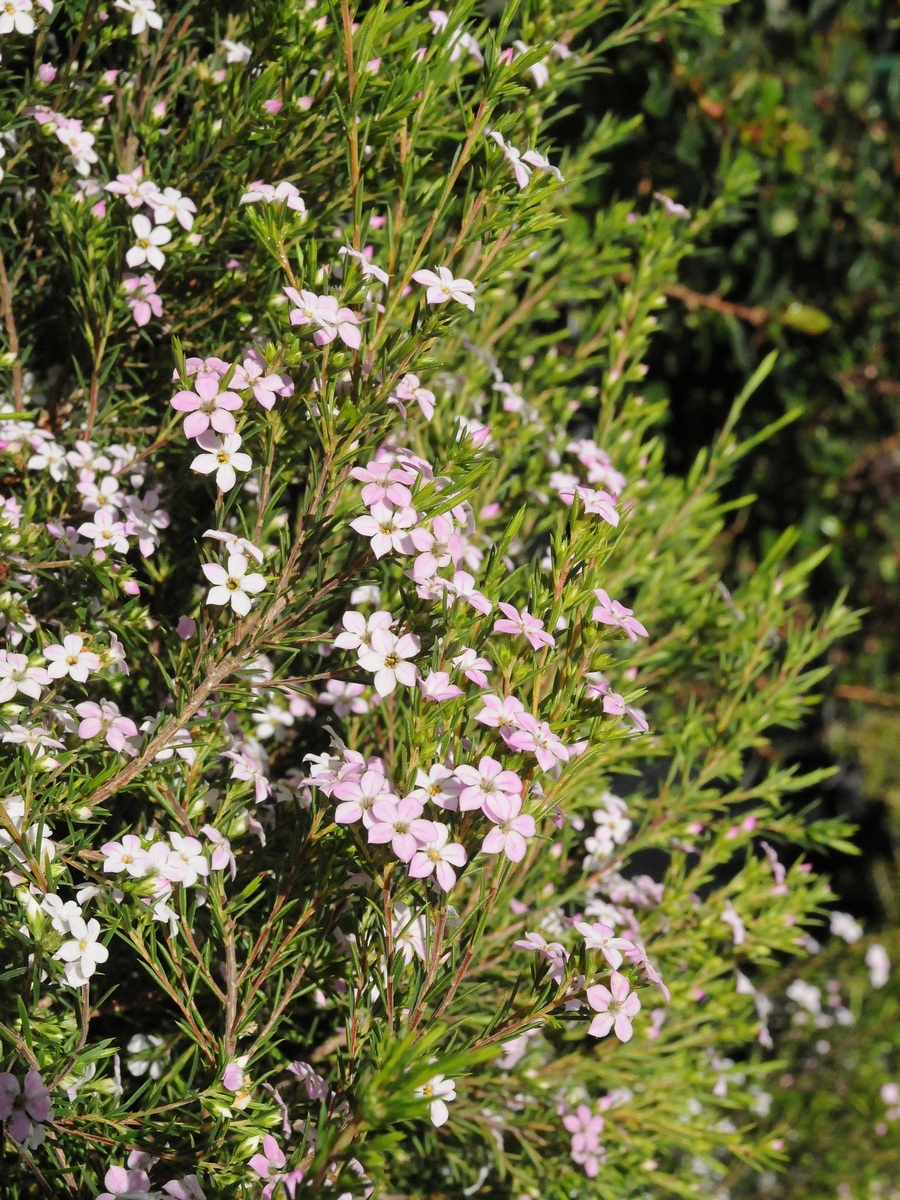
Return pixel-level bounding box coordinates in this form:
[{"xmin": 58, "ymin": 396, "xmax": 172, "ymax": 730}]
[{"xmin": 0, "ymin": 2, "xmax": 865, "ymax": 1197}]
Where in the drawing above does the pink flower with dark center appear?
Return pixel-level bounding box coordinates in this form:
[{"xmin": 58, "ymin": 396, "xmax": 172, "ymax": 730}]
[
  {"xmin": 481, "ymin": 794, "xmax": 535, "ymax": 863},
  {"xmin": 493, "ymin": 602, "xmax": 555, "ymax": 649},
  {"xmin": 586, "ymin": 971, "xmax": 641, "ymax": 1041},
  {"xmin": 171, "ymin": 374, "xmax": 243, "ymax": 440},
  {"xmin": 454, "ymin": 755, "xmax": 522, "ymax": 813},
  {"xmin": 122, "ymin": 273, "xmax": 163, "ymax": 327},
  {"xmin": 408, "ymin": 822, "xmax": 467, "ymax": 891},
  {"xmin": 367, "ymin": 797, "xmax": 437, "ymax": 862},
  {"xmin": 591, "ymin": 588, "xmax": 648, "ymax": 642}
]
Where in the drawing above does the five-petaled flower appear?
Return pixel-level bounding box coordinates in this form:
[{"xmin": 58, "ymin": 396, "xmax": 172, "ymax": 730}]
[
  {"xmin": 586, "ymin": 971, "xmax": 641, "ymax": 1042},
  {"xmin": 411, "ymin": 266, "xmax": 476, "ymax": 311},
  {"xmin": 202, "ymin": 553, "xmax": 266, "ymax": 616},
  {"xmin": 414, "ymin": 1073, "xmax": 456, "ymax": 1127},
  {"xmin": 190, "ymin": 431, "xmax": 253, "ymax": 492},
  {"xmin": 408, "ymin": 822, "xmax": 467, "ymax": 891},
  {"xmin": 126, "ymin": 213, "xmax": 171, "ymax": 270}
]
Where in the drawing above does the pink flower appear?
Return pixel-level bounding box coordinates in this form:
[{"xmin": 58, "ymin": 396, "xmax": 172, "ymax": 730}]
[
  {"xmin": 105, "ymin": 167, "xmax": 159, "ymax": 208},
  {"xmin": 474, "ymin": 693, "xmax": 526, "ymax": 730},
  {"xmin": 367, "ymin": 797, "xmax": 437, "ymax": 862},
  {"xmin": 357, "ymin": 628, "xmax": 420, "ymax": 696},
  {"xmin": 0, "ymin": 1070, "xmax": 53, "ymax": 1148},
  {"xmin": 123, "ymin": 273, "xmax": 163, "ymax": 326},
  {"xmin": 249, "ymin": 1134, "xmax": 304, "ymax": 1200},
  {"xmin": 313, "ymin": 294, "xmax": 362, "ymax": 349},
  {"xmin": 333, "ymin": 609, "xmax": 394, "ymax": 651},
  {"xmin": 0, "ymin": 652, "xmax": 50, "ymax": 703},
  {"xmin": 504, "ymin": 713, "xmax": 569, "ymax": 771},
  {"xmin": 338, "ymin": 245, "xmax": 390, "ymax": 285},
  {"xmin": 586, "ymin": 971, "xmax": 641, "ymax": 1042},
  {"xmin": 404, "ymin": 764, "xmax": 462, "ymax": 812},
  {"xmin": 350, "ymin": 460, "xmax": 416, "ymax": 508},
  {"xmin": 77, "ymin": 510, "xmax": 130, "ymax": 553},
  {"xmin": 390, "ymin": 372, "xmax": 436, "ymax": 421},
  {"xmin": 563, "ymin": 1105, "xmax": 606, "ymax": 1178},
  {"xmin": 454, "ymin": 755, "xmax": 522, "ymax": 813},
  {"xmin": 97, "ymin": 1164, "xmax": 154, "ymax": 1200},
  {"xmin": 445, "ymin": 569, "xmax": 492, "ymax": 614},
  {"xmin": 573, "ymin": 921, "xmax": 635, "ymax": 969},
  {"xmin": 408, "ymin": 822, "xmax": 467, "ymax": 891},
  {"xmin": 481, "ymin": 794, "xmax": 535, "ymax": 862},
  {"xmin": 101, "ymin": 833, "xmax": 152, "ymax": 877},
  {"xmin": 512, "ymin": 931, "xmax": 569, "ymax": 983},
  {"xmin": 411, "ymin": 265, "xmax": 476, "ymax": 311},
  {"xmin": 232, "ymin": 352, "xmax": 293, "ymax": 410},
  {"xmin": 350, "ymin": 501, "xmax": 417, "ymax": 558},
  {"xmin": 591, "ymin": 588, "xmax": 648, "ymax": 642},
  {"xmin": 574, "ymin": 486, "xmax": 619, "ymax": 526},
  {"xmin": 76, "ymin": 700, "xmax": 138, "ymax": 754},
  {"xmin": 410, "ymin": 514, "xmax": 460, "ymax": 580},
  {"xmin": 451, "ymin": 648, "xmax": 491, "ymax": 687},
  {"xmin": 333, "ymin": 768, "xmax": 393, "ymax": 825},
  {"xmin": 419, "ymin": 670, "xmax": 463, "ymax": 702},
  {"xmin": 147, "ymin": 186, "xmax": 197, "ymax": 230},
  {"xmin": 493, "ymin": 602, "xmax": 555, "ymax": 649},
  {"xmin": 171, "ymin": 374, "xmax": 243, "ymax": 440}
]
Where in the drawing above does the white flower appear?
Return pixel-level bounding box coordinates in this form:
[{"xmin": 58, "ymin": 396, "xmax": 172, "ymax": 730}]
[
  {"xmin": 26, "ymin": 439, "xmax": 68, "ymax": 479},
  {"xmin": 55, "ymin": 914, "xmax": 109, "ymax": 985},
  {"xmin": 114, "ymin": 0, "xmax": 163, "ymax": 36},
  {"xmin": 414, "ymin": 1073, "xmax": 456, "ymax": 1126},
  {"xmin": 44, "ymin": 634, "xmax": 102, "ymax": 682},
  {"xmin": 0, "ymin": 652, "xmax": 50, "ymax": 703},
  {"xmin": 202, "ymin": 553, "xmax": 265, "ymax": 616},
  {"xmin": 190, "ymin": 431, "xmax": 253, "ymax": 492},
  {"xmin": 357, "ymin": 628, "xmax": 420, "ymax": 697},
  {"xmin": 830, "ymin": 910, "xmax": 864, "ymax": 945},
  {"xmin": 411, "ymin": 265, "xmax": 475, "ymax": 311},
  {"xmin": 148, "ymin": 185, "xmax": 197, "ymax": 230},
  {"xmin": 221, "ymin": 38, "xmax": 252, "ymax": 64},
  {"xmin": 0, "ymin": 0, "xmax": 36, "ymax": 36},
  {"xmin": 126, "ymin": 213, "xmax": 172, "ymax": 270},
  {"xmin": 203, "ymin": 528, "xmax": 264, "ymax": 562}
]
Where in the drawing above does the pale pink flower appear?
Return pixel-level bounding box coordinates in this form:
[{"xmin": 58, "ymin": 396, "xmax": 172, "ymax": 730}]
[
  {"xmin": 163, "ymin": 833, "xmax": 210, "ymax": 888},
  {"xmin": 408, "ymin": 822, "xmax": 467, "ymax": 891},
  {"xmin": 575, "ymin": 486, "xmax": 619, "ymax": 526},
  {"xmin": 104, "ymin": 167, "xmax": 159, "ymax": 208},
  {"xmin": 55, "ymin": 914, "xmax": 109, "ymax": 983},
  {"xmin": 101, "ymin": 833, "xmax": 152, "ymax": 877},
  {"xmin": 338, "ymin": 245, "xmax": 390, "ymax": 285},
  {"xmin": 481, "ymin": 793, "xmax": 535, "ymax": 863},
  {"xmin": 203, "ymin": 529, "xmax": 264, "ymax": 563},
  {"xmin": 410, "ymin": 514, "xmax": 460, "ymax": 580},
  {"xmin": 411, "ymin": 266, "xmax": 475, "ymax": 311},
  {"xmin": 454, "ymin": 755, "xmax": 522, "ymax": 813},
  {"xmin": 249, "ymin": 1134, "xmax": 304, "ymax": 1200},
  {"xmin": 44, "ymin": 634, "xmax": 102, "ymax": 682},
  {"xmin": 591, "ymin": 589, "xmax": 648, "ymax": 641},
  {"xmin": 76, "ymin": 700, "xmax": 138, "ymax": 754},
  {"xmin": 114, "ymin": 0, "xmax": 163, "ymax": 35},
  {"xmin": 573, "ymin": 921, "xmax": 635, "ymax": 969},
  {"xmin": 419, "ymin": 670, "xmax": 463, "ymax": 702},
  {"xmin": 512, "ymin": 931, "xmax": 569, "ymax": 983},
  {"xmin": 333, "ymin": 608, "xmax": 394, "ymax": 651},
  {"xmin": 493, "ymin": 602, "xmax": 555, "ymax": 649},
  {"xmin": 311, "ymin": 294, "xmax": 362, "ymax": 349},
  {"xmin": 232, "ymin": 352, "xmax": 292, "ymax": 410},
  {"xmin": 202, "ymin": 553, "xmax": 265, "ymax": 616},
  {"xmin": 390, "ymin": 373, "xmax": 436, "ymax": 421},
  {"xmin": 445, "ymin": 569, "xmax": 492, "ymax": 614},
  {"xmin": 367, "ymin": 797, "xmax": 437, "ymax": 862},
  {"xmin": 242, "ymin": 181, "xmax": 306, "ymax": 212},
  {"xmin": 405, "ymin": 764, "xmax": 462, "ymax": 811},
  {"xmin": 224, "ymin": 749, "xmax": 271, "ymax": 804},
  {"xmin": 171, "ymin": 374, "xmax": 243, "ymax": 439},
  {"xmin": 451, "ymin": 648, "xmax": 491, "ymax": 687},
  {"xmin": 350, "ymin": 460, "xmax": 415, "ymax": 507},
  {"xmin": 190, "ymin": 431, "xmax": 253, "ymax": 492},
  {"xmin": 563, "ymin": 1105, "xmax": 605, "ymax": 1178},
  {"xmin": 318, "ymin": 680, "xmax": 369, "ymax": 718},
  {"xmin": 475, "ymin": 693, "xmax": 526, "ymax": 730},
  {"xmin": 586, "ymin": 971, "xmax": 641, "ymax": 1042},
  {"xmin": 332, "ymin": 767, "xmax": 393, "ymax": 826},
  {"xmin": 126, "ymin": 213, "xmax": 171, "ymax": 270},
  {"xmin": 504, "ymin": 713, "xmax": 569, "ymax": 771},
  {"xmin": 123, "ymin": 273, "xmax": 163, "ymax": 326},
  {"xmin": 357, "ymin": 628, "xmax": 420, "ymax": 696},
  {"xmin": 350, "ymin": 501, "xmax": 417, "ymax": 558}
]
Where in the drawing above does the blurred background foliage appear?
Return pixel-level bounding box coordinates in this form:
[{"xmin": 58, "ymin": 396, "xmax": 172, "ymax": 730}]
[{"xmin": 563, "ymin": 0, "xmax": 899, "ymax": 1194}]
